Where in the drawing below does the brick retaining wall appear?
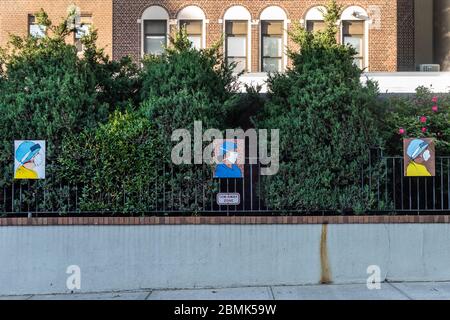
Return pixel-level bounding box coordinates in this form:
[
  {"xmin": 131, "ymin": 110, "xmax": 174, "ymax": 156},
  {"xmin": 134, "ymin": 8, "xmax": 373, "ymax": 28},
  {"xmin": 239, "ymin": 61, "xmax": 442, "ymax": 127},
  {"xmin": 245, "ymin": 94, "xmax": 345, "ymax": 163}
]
[{"xmin": 1, "ymin": 215, "xmax": 450, "ymax": 226}]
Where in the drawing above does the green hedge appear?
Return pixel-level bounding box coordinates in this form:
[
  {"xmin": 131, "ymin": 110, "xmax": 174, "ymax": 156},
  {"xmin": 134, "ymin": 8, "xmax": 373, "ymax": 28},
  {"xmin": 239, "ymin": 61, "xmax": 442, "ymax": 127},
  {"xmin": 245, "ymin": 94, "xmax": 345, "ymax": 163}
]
[
  {"xmin": 254, "ymin": 1, "xmax": 382, "ymax": 213},
  {"xmin": 55, "ymin": 30, "xmax": 238, "ymax": 213},
  {"xmin": 1, "ymin": 6, "xmax": 449, "ymax": 215}
]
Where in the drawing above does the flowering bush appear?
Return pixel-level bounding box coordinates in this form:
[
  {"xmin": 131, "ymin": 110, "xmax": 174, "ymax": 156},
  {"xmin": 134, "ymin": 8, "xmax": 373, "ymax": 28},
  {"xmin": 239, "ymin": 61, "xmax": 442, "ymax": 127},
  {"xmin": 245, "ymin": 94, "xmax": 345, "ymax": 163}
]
[{"xmin": 384, "ymin": 87, "xmax": 450, "ymax": 155}]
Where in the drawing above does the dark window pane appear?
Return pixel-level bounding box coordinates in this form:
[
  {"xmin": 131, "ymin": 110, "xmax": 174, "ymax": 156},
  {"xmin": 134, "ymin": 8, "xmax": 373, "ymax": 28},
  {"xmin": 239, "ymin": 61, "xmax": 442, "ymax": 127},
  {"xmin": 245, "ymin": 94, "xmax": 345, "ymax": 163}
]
[
  {"xmin": 306, "ymin": 20, "xmax": 326, "ymax": 32},
  {"xmin": 144, "ymin": 20, "xmax": 167, "ymax": 35},
  {"xmin": 261, "ymin": 21, "xmax": 282, "ymax": 35},
  {"xmin": 343, "ymin": 21, "xmax": 364, "ymax": 36},
  {"xmin": 226, "ymin": 21, "xmax": 247, "ymax": 35},
  {"xmin": 180, "ymin": 20, "xmax": 202, "ymax": 35}
]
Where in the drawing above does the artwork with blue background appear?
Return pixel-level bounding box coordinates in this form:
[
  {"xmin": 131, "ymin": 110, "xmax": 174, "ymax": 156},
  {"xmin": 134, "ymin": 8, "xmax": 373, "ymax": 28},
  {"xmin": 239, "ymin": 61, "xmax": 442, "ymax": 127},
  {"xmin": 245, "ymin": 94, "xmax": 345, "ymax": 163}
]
[{"xmin": 213, "ymin": 139, "xmax": 244, "ymax": 179}]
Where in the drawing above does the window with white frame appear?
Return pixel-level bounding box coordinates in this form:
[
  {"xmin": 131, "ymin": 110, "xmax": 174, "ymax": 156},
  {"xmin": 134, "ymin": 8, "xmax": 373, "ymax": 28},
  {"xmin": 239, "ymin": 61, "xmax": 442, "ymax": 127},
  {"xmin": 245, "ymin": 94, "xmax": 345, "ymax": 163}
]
[
  {"xmin": 223, "ymin": 6, "xmax": 251, "ymax": 73},
  {"xmin": 341, "ymin": 6, "xmax": 369, "ymax": 70},
  {"xmin": 226, "ymin": 20, "xmax": 248, "ymax": 73},
  {"xmin": 342, "ymin": 21, "xmax": 365, "ymax": 69},
  {"xmin": 260, "ymin": 6, "xmax": 287, "ymax": 73},
  {"xmin": 28, "ymin": 15, "xmax": 46, "ymax": 38},
  {"xmin": 141, "ymin": 6, "xmax": 169, "ymax": 56},
  {"xmin": 74, "ymin": 14, "xmax": 92, "ymax": 52},
  {"xmin": 304, "ymin": 6, "xmax": 326, "ymax": 33},
  {"xmin": 179, "ymin": 20, "xmax": 202, "ymax": 49},
  {"xmin": 177, "ymin": 5, "xmax": 206, "ymax": 50},
  {"xmin": 261, "ymin": 21, "xmax": 283, "ymax": 72},
  {"xmin": 144, "ymin": 20, "xmax": 167, "ymax": 55}
]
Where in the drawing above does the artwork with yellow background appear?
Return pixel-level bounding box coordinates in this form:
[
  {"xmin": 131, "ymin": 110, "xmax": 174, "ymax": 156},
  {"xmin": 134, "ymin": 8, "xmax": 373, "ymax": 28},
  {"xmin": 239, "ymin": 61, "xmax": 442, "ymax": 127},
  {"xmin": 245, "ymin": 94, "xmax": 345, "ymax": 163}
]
[
  {"xmin": 14, "ymin": 140, "xmax": 46, "ymax": 180},
  {"xmin": 403, "ymin": 138, "xmax": 435, "ymax": 177}
]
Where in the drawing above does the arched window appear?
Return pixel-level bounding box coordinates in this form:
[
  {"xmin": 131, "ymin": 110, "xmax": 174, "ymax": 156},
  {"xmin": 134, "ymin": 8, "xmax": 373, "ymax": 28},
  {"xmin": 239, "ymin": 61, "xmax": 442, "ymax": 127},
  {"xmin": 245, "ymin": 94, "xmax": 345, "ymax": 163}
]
[
  {"xmin": 260, "ymin": 6, "xmax": 288, "ymax": 72},
  {"xmin": 304, "ymin": 6, "xmax": 327, "ymax": 33},
  {"xmin": 341, "ymin": 6, "xmax": 369, "ymax": 70},
  {"xmin": 141, "ymin": 5, "xmax": 169, "ymax": 56},
  {"xmin": 177, "ymin": 5, "xmax": 206, "ymax": 50},
  {"xmin": 223, "ymin": 6, "xmax": 252, "ymax": 73}
]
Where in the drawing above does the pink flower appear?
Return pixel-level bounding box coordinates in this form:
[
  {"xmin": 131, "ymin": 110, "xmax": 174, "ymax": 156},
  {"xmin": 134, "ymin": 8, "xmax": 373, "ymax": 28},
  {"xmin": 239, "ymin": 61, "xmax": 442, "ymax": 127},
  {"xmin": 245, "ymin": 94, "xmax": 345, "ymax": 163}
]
[
  {"xmin": 432, "ymin": 105, "xmax": 438, "ymax": 112},
  {"xmin": 398, "ymin": 128, "xmax": 405, "ymax": 135},
  {"xmin": 420, "ymin": 116, "xmax": 427, "ymax": 123},
  {"xmin": 421, "ymin": 127, "xmax": 427, "ymax": 133},
  {"xmin": 432, "ymin": 96, "xmax": 438, "ymax": 103}
]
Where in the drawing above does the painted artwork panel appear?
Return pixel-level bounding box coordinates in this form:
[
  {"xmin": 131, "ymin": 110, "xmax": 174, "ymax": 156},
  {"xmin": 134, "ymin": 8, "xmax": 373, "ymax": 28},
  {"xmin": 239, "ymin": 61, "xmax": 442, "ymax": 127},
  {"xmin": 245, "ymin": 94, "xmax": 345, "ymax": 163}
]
[
  {"xmin": 403, "ymin": 138, "xmax": 435, "ymax": 177},
  {"xmin": 14, "ymin": 140, "xmax": 46, "ymax": 180},
  {"xmin": 213, "ymin": 139, "xmax": 245, "ymax": 179}
]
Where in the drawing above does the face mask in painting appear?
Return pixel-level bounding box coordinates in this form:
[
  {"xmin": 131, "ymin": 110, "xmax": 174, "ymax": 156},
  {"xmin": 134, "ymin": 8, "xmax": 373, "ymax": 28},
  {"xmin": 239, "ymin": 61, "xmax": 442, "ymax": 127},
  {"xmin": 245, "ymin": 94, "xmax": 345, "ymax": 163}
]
[
  {"xmin": 227, "ymin": 151, "xmax": 238, "ymax": 164},
  {"xmin": 423, "ymin": 150, "xmax": 431, "ymax": 162}
]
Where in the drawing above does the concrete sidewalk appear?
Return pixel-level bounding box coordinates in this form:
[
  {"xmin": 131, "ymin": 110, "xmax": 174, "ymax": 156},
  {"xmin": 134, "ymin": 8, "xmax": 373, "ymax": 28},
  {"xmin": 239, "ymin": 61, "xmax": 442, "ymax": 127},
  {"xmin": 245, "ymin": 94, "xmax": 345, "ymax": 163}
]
[{"xmin": 2, "ymin": 282, "xmax": 450, "ymax": 300}]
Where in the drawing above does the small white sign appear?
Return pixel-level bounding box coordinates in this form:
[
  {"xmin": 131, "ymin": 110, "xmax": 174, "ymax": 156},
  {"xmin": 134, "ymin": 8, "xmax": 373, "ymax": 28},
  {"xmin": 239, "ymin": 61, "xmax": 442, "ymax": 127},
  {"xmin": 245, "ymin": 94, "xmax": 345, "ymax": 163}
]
[{"xmin": 216, "ymin": 193, "xmax": 240, "ymax": 205}]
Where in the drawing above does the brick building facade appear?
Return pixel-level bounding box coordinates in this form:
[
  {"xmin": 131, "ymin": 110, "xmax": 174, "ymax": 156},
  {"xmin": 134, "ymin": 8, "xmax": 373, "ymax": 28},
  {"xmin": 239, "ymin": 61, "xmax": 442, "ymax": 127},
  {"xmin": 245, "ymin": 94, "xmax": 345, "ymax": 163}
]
[
  {"xmin": 0, "ymin": 0, "xmax": 113, "ymax": 57},
  {"xmin": 112, "ymin": 0, "xmax": 408, "ymax": 72},
  {"xmin": 0, "ymin": 1, "xmax": 448, "ymax": 72}
]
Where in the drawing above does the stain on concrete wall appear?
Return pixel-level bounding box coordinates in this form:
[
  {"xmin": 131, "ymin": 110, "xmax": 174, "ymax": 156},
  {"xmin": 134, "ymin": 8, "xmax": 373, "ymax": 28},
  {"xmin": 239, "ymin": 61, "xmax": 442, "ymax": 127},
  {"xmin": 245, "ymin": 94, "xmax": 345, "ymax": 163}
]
[{"xmin": 320, "ymin": 223, "xmax": 332, "ymax": 284}]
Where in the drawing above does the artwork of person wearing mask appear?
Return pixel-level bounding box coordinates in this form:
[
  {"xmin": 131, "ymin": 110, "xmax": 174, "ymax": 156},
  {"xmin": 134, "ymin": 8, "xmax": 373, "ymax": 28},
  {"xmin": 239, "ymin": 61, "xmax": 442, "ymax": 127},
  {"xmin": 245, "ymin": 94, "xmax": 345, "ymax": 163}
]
[
  {"xmin": 14, "ymin": 141, "xmax": 43, "ymax": 179},
  {"xmin": 405, "ymin": 139, "xmax": 432, "ymax": 177},
  {"xmin": 214, "ymin": 141, "xmax": 243, "ymax": 178}
]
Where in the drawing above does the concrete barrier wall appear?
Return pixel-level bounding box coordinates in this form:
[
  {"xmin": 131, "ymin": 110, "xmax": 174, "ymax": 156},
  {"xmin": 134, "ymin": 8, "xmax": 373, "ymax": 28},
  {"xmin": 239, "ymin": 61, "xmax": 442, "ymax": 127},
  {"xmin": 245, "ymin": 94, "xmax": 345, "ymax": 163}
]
[{"xmin": 1, "ymin": 223, "xmax": 450, "ymax": 295}]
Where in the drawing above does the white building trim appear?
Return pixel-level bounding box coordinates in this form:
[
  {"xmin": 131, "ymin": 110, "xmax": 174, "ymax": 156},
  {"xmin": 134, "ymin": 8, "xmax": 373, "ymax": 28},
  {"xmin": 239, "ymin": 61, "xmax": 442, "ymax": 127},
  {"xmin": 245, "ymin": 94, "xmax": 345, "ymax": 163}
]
[{"xmin": 304, "ymin": 5, "xmax": 327, "ymax": 23}]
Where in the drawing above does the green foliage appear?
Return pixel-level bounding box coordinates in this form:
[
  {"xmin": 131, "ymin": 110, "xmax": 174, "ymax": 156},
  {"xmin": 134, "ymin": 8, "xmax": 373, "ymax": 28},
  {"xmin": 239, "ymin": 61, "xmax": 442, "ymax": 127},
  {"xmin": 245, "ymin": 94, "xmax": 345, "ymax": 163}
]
[
  {"xmin": 137, "ymin": 29, "xmax": 239, "ymax": 211},
  {"xmin": 55, "ymin": 29, "xmax": 237, "ymax": 213},
  {"xmin": 230, "ymin": 84, "xmax": 266, "ymax": 130},
  {"xmin": 139, "ymin": 28, "xmax": 239, "ymax": 159},
  {"xmin": 0, "ymin": 10, "xmax": 141, "ymax": 187},
  {"xmin": 256, "ymin": 0, "xmax": 382, "ymax": 213},
  {"xmin": 81, "ymin": 30, "xmax": 142, "ymax": 110},
  {"xmin": 141, "ymin": 29, "xmax": 238, "ymax": 110},
  {"xmin": 0, "ymin": 10, "xmax": 108, "ymax": 184},
  {"xmin": 382, "ymin": 87, "xmax": 450, "ymax": 155},
  {"xmin": 57, "ymin": 111, "xmax": 161, "ymax": 212},
  {"xmin": 288, "ymin": 0, "xmax": 343, "ymax": 52}
]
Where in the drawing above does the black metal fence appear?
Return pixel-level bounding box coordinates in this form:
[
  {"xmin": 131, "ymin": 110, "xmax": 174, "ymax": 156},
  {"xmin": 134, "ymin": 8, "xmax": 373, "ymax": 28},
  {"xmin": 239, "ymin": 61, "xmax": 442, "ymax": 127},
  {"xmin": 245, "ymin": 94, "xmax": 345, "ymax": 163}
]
[
  {"xmin": 372, "ymin": 156, "xmax": 450, "ymax": 213},
  {"xmin": 0, "ymin": 161, "xmax": 269, "ymax": 215},
  {"xmin": 1, "ymin": 154, "xmax": 450, "ymax": 216}
]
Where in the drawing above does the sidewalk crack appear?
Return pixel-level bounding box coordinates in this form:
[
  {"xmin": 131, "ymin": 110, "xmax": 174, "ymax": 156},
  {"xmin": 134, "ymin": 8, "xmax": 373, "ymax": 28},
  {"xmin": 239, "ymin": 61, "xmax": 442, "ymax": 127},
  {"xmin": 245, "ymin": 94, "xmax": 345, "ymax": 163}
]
[
  {"xmin": 269, "ymin": 286, "xmax": 275, "ymax": 300},
  {"xmin": 144, "ymin": 290, "xmax": 153, "ymax": 300},
  {"xmin": 387, "ymin": 282, "xmax": 413, "ymax": 300}
]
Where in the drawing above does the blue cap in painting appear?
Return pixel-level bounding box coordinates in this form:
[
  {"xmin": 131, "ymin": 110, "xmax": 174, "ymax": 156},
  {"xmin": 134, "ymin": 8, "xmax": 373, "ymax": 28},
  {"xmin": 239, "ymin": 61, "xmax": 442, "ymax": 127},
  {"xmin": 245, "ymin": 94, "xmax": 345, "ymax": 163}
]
[
  {"xmin": 220, "ymin": 141, "xmax": 238, "ymax": 157},
  {"xmin": 406, "ymin": 139, "xmax": 429, "ymax": 160},
  {"xmin": 15, "ymin": 141, "xmax": 41, "ymax": 164}
]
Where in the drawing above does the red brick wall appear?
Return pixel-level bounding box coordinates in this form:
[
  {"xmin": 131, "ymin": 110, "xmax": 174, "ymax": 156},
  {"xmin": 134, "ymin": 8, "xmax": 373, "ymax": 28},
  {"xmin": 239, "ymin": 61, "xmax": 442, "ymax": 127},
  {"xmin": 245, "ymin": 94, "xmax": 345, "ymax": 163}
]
[
  {"xmin": 0, "ymin": 0, "xmax": 113, "ymax": 57},
  {"xmin": 113, "ymin": 0, "xmax": 401, "ymax": 72}
]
